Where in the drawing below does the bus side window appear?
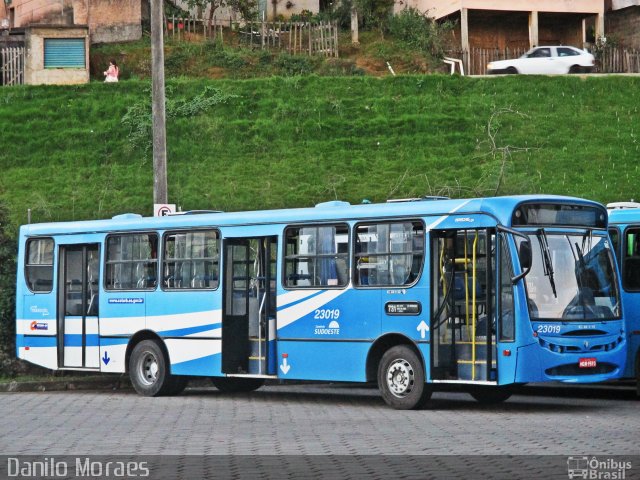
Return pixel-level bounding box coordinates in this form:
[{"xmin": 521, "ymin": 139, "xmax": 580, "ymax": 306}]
[
  {"xmin": 25, "ymin": 238, "xmax": 54, "ymax": 293},
  {"xmin": 624, "ymin": 229, "xmax": 640, "ymax": 291},
  {"xmin": 162, "ymin": 230, "xmax": 220, "ymax": 290},
  {"xmin": 354, "ymin": 221, "xmax": 424, "ymax": 288},
  {"xmin": 106, "ymin": 234, "xmax": 158, "ymax": 291}
]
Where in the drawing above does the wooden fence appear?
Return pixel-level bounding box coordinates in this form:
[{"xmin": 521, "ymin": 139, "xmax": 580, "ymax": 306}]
[
  {"xmin": 1, "ymin": 46, "xmax": 25, "ymax": 86},
  {"xmin": 449, "ymin": 47, "xmax": 527, "ymax": 76},
  {"xmin": 452, "ymin": 46, "xmax": 640, "ymax": 75},
  {"xmin": 165, "ymin": 16, "xmax": 338, "ymax": 57},
  {"xmin": 596, "ymin": 47, "xmax": 640, "ymax": 73}
]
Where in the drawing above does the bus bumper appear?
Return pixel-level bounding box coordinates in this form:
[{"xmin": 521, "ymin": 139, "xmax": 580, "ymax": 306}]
[{"xmin": 515, "ymin": 342, "xmax": 626, "ymax": 384}]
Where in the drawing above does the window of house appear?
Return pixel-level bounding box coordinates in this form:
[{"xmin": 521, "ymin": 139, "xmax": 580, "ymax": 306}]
[
  {"xmin": 163, "ymin": 230, "xmax": 220, "ymax": 290},
  {"xmin": 44, "ymin": 38, "xmax": 85, "ymax": 68},
  {"xmin": 284, "ymin": 224, "xmax": 349, "ymax": 288},
  {"xmin": 25, "ymin": 238, "xmax": 54, "ymax": 293},
  {"xmin": 354, "ymin": 221, "xmax": 424, "ymax": 287},
  {"xmin": 105, "ymin": 234, "xmax": 158, "ymax": 290}
]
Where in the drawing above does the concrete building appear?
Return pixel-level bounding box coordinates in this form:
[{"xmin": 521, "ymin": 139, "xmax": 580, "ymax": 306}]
[
  {"xmin": 0, "ymin": 0, "xmax": 141, "ymax": 44},
  {"xmin": 606, "ymin": 0, "xmax": 640, "ymax": 48},
  {"xmin": 399, "ymin": 0, "xmax": 605, "ymax": 51}
]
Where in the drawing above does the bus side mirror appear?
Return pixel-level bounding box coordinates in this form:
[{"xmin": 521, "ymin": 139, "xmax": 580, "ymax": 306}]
[{"xmin": 512, "ymin": 240, "xmax": 532, "ymax": 284}]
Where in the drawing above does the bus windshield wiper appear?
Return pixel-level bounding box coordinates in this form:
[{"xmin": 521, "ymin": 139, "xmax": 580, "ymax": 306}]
[{"xmin": 537, "ymin": 228, "xmax": 557, "ymax": 298}]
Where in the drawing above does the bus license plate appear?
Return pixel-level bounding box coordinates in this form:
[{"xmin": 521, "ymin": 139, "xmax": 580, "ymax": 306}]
[{"xmin": 579, "ymin": 358, "xmax": 597, "ymax": 368}]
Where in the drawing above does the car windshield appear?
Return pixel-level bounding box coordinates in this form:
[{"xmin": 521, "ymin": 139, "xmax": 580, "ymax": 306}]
[{"xmin": 517, "ymin": 231, "xmax": 620, "ymax": 321}]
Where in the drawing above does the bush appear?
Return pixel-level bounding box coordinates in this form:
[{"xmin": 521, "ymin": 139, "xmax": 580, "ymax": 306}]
[
  {"xmin": 388, "ymin": 8, "xmax": 455, "ymax": 58},
  {"xmin": 274, "ymin": 54, "xmax": 316, "ymax": 76},
  {"xmin": 0, "ymin": 201, "xmax": 18, "ymax": 376},
  {"xmin": 318, "ymin": 58, "xmax": 365, "ymax": 76}
]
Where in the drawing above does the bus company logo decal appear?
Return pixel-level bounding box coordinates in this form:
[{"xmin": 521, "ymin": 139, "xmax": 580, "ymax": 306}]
[
  {"xmin": 567, "ymin": 456, "xmax": 632, "ymax": 479},
  {"xmin": 314, "ymin": 321, "xmax": 340, "ymax": 335},
  {"xmin": 454, "ymin": 217, "xmax": 475, "ymax": 223},
  {"xmin": 29, "ymin": 321, "xmax": 48, "ymax": 331},
  {"xmin": 29, "ymin": 305, "xmax": 49, "ymax": 316},
  {"xmin": 108, "ymin": 298, "xmax": 144, "ymax": 305}
]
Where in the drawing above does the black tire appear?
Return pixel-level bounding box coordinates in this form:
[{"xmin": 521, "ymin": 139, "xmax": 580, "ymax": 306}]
[
  {"xmin": 377, "ymin": 345, "xmax": 431, "ymax": 410},
  {"xmin": 506, "ymin": 67, "xmax": 518, "ymax": 74},
  {"xmin": 469, "ymin": 386, "xmax": 513, "ymax": 404},
  {"xmin": 129, "ymin": 340, "xmax": 176, "ymax": 397},
  {"xmin": 569, "ymin": 65, "xmax": 582, "ymax": 74},
  {"xmin": 211, "ymin": 377, "xmax": 265, "ymax": 393}
]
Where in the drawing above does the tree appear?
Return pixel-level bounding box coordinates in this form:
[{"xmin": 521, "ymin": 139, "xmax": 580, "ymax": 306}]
[{"xmin": 185, "ymin": 0, "xmax": 258, "ymax": 28}]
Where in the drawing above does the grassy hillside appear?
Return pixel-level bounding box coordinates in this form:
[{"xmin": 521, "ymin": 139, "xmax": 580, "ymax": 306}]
[{"xmin": 0, "ymin": 75, "xmax": 639, "ymax": 234}]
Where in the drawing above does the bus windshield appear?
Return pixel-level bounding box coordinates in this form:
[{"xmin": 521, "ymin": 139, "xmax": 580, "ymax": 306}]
[{"xmin": 518, "ymin": 232, "xmax": 620, "ymax": 321}]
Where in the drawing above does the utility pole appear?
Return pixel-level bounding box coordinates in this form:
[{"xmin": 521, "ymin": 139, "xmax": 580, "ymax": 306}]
[{"xmin": 151, "ymin": 0, "xmax": 168, "ymax": 204}]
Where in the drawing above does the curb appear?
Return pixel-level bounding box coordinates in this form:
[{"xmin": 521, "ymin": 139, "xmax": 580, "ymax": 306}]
[{"xmin": 0, "ymin": 376, "xmax": 132, "ymax": 393}]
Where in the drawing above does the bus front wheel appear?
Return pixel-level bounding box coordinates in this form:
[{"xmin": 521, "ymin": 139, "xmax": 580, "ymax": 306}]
[
  {"xmin": 378, "ymin": 345, "xmax": 431, "ymax": 410},
  {"xmin": 129, "ymin": 339, "xmax": 180, "ymax": 397}
]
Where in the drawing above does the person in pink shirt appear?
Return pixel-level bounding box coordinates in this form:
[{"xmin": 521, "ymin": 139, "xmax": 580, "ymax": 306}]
[{"xmin": 104, "ymin": 60, "xmax": 119, "ymax": 83}]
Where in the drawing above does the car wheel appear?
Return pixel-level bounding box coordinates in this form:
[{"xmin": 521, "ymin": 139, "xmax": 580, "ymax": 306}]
[
  {"xmin": 469, "ymin": 386, "xmax": 513, "ymax": 404},
  {"xmin": 378, "ymin": 345, "xmax": 431, "ymax": 410},
  {"xmin": 211, "ymin": 377, "xmax": 265, "ymax": 393},
  {"xmin": 569, "ymin": 65, "xmax": 582, "ymax": 74},
  {"xmin": 506, "ymin": 67, "xmax": 518, "ymax": 74},
  {"xmin": 129, "ymin": 340, "xmax": 176, "ymax": 397}
]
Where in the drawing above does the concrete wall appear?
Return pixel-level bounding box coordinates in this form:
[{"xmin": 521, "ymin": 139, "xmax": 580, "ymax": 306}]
[
  {"xmin": 173, "ymin": 0, "xmax": 320, "ymax": 21},
  {"xmin": 4, "ymin": 0, "xmax": 141, "ymax": 44},
  {"xmin": 424, "ymin": 0, "xmax": 603, "ymax": 20},
  {"xmin": 606, "ymin": 6, "xmax": 640, "ymax": 48},
  {"xmin": 25, "ymin": 26, "xmax": 89, "ymax": 85}
]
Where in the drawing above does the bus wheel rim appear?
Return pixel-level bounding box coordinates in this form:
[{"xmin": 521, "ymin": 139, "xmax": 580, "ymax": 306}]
[
  {"xmin": 138, "ymin": 352, "xmax": 159, "ymax": 386},
  {"xmin": 386, "ymin": 358, "xmax": 414, "ymax": 397}
]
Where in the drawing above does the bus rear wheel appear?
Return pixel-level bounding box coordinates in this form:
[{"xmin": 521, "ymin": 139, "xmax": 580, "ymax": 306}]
[
  {"xmin": 469, "ymin": 385, "xmax": 513, "ymax": 404},
  {"xmin": 211, "ymin": 377, "xmax": 265, "ymax": 393},
  {"xmin": 378, "ymin": 345, "xmax": 431, "ymax": 410},
  {"xmin": 129, "ymin": 340, "xmax": 179, "ymax": 397}
]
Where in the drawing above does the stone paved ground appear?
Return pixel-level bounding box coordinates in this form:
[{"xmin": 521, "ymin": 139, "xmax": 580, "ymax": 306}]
[{"xmin": 1, "ymin": 383, "xmax": 638, "ymax": 478}]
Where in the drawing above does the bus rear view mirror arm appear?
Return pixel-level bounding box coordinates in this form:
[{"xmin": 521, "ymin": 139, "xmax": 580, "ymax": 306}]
[{"xmin": 497, "ymin": 225, "xmax": 532, "ymax": 284}]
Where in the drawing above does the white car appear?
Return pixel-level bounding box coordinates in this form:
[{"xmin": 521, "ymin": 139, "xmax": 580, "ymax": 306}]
[{"xmin": 487, "ymin": 46, "xmax": 595, "ymax": 75}]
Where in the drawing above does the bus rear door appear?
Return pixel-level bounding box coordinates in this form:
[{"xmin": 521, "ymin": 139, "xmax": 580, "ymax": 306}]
[
  {"xmin": 222, "ymin": 236, "xmax": 277, "ymax": 376},
  {"xmin": 57, "ymin": 244, "xmax": 100, "ymax": 369}
]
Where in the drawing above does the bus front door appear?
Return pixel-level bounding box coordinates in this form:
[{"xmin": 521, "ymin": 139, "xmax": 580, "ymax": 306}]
[
  {"xmin": 222, "ymin": 236, "xmax": 277, "ymax": 376},
  {"xmin": 57, "ymin": 244, "xmax": 100, "ymax": 369},
  {"xmin": 431, "ymin": 229, "xmax": 497, "ymax": 383}
]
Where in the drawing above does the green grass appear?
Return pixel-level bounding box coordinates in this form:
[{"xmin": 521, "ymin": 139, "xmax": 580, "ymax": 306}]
[{"xmin": 0, "ymin": 75, "xmax": 639, "ymax": 235}]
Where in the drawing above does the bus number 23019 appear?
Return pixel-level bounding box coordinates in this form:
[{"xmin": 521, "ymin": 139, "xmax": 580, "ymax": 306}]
[{"xmin": 314, "ymin": 309, "xmax": 341, "ymax": 320}]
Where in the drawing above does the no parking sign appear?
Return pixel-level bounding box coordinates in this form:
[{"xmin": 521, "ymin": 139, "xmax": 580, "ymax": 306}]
[{"xmin": 154, "ymin": 204, "xmax": 176, "ymax": 217}]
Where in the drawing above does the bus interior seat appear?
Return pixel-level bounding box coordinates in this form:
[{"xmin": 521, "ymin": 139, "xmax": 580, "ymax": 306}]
[{"xmin": 335, "ymin": 258, "xmax": 348, "ymax": 285}]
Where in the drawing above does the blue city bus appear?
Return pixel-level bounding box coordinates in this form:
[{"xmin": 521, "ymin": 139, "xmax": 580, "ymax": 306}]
[
  {"xmin": 606, "ymin": 205, "xmax": 640, "ymax": 396},
  {"xmin": 16, "ymin": 195, "xmax": 626, "ymax": 409}
]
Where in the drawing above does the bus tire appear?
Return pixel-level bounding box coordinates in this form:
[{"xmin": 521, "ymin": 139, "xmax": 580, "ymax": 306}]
[
  {"xmin": 378, "ymin": 345, "xmax": 431, "ymax": 410},
  {"xmin": 129, "ymin": 340, "xmax": 175, "ymax": 397},
  {"xmin": 211, "ymin": 377, "xmax": 265, "ymax": 393},
  {"xmin": 469, "ymin": 385, "xmax": 513, "ymax": 404}
]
